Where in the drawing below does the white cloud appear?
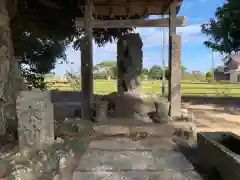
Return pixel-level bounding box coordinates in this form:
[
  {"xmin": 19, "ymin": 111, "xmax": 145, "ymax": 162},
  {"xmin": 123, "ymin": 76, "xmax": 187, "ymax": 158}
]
[{"xmin": 55, "ymin": 23, "xmax": 207, "ymax": 75}]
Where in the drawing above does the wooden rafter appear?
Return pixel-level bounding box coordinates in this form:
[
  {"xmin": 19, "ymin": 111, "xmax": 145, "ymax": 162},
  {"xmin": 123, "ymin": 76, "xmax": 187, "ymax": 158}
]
[
  {"xmin": 77, "ymin": 0, "xmax": 182, "ymax": 16},
  {"xmin": 78, "ymin": 1, "xmax": 181, "ymax": 7}
]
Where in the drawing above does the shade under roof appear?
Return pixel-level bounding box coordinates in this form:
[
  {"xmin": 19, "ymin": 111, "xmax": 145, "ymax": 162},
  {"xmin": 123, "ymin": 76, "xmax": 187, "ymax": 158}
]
[{"xmin": 78, "ymin": 0, "xmax": 183, "ymax": 17}]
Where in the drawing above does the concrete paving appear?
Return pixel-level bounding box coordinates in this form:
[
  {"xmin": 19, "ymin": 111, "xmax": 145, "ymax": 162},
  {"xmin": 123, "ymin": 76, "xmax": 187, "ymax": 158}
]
[{"xmin": 72, "ymin": 137, "xmax": 203, "ymax": 180}]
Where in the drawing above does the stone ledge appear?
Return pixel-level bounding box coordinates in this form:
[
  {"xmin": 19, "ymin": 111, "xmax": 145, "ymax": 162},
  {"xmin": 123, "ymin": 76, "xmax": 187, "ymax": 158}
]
[
  {"xmin": 88, "ymin": 137, "xmax": 177, "ymax": 150},
  {"xmin": 93, "ymin": 121, "xmax": 196, "ymax": 139},
  {"xmin": 72, "ymin": 170, "xmax": 203, "ymax": 180}
]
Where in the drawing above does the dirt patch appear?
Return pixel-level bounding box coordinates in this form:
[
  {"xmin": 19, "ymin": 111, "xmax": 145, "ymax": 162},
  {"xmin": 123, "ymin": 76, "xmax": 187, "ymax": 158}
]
[{"xmin": 183, "ymin": 102, "xmax": 240, "ymax": 135}]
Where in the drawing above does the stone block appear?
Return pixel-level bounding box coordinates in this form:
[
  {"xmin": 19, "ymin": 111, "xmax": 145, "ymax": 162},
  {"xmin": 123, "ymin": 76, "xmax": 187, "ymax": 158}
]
[
  {"xmin": 93, "ymin": 101, "xmax": 108, "ymax": 122},
  {"xmin": 197, "ymin": 132, "xmax": 240, "ymax": 180},
  {"xmin": 169, "ymin": 122, "xmax": 197, "ymax": 140},
  {"xmin": 16, "ymin": 90, "xmax": 54, "ymax": 150},
  {"xmin": 72, "ymin": 171, "xmax": 203, "ymax": 180}
]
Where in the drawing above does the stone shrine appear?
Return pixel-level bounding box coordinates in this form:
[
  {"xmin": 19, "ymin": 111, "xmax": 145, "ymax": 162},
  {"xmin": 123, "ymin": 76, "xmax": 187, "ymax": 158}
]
[{"xmin": 117, "ymin": 33, "xmax": 143, "ymax": 95}]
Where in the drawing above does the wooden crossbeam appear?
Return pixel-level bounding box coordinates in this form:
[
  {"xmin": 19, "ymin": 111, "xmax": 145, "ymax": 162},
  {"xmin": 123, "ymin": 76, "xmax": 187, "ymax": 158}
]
[{"xmin": 75, "ymin": 16, "xmax": 187, "ymax": 28}]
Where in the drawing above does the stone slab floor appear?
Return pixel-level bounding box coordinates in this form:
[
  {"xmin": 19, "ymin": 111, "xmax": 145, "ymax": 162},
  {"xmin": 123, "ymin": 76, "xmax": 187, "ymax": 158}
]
[{"xmin": 72, "ymin": 137, "xmax": 204, "ymax": 180}]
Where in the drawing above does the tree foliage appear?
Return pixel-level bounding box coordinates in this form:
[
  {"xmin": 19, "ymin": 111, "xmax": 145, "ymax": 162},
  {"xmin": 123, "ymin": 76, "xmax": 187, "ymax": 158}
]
[
  {"xmin": 10, "ymin": 0, "xmax": 146, "ymax": 88},
  {"xmin": 148, "ymin": 65, "xmax": 162, "ymax": 79},
  {"xmin": 201, "ymin": 0, "xmax": 240, "ymax": 54},
  {"xmin": 93, "ymin": 61, "xmax": 117, "ymax": 79}
]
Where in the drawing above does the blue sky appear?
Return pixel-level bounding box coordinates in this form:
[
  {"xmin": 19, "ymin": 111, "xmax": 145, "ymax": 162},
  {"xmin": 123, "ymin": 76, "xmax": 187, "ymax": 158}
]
[{"xmin": 54, "ymin": 0, "xmax": 225, "ymax": 76}]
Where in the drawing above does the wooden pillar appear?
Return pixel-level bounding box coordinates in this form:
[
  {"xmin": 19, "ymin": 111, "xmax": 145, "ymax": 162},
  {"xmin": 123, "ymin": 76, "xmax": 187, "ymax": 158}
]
[
  {"xmin": 168, "ymin": 3, "xmax": 181, "ymax": 117},
  {"xmin": 81, "ymin": 0, "xmax": 93, "ymax": 120}
]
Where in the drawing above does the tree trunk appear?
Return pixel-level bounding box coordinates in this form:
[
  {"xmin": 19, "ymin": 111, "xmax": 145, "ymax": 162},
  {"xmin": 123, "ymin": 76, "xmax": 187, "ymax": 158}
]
[{"xmin": 0, "ymin": 0, "xmax": 16, "ymax": 135}]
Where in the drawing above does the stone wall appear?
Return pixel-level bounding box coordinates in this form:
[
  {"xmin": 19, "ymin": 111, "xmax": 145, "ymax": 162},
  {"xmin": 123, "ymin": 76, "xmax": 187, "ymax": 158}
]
[{"xmin": 117, "ymin": 33, "xmax": 143, "ymax": 95}]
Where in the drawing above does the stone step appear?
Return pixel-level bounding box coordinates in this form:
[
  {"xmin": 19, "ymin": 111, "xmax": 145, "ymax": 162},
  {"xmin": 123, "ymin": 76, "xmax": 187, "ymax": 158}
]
[
  {"xmin": 77, "ymin": 149, "xmax": 194, "ymax": 171},
  {"xmin": 72, "ymin": 171, "xmax": 203, "ymax": 180},
  {"xmin": 93, "ymin": 122, "xmax": 196, "ymax": 137},
  {"xmin": 88, "ymin": 137, "xmax": 177, "ymax": 150}
]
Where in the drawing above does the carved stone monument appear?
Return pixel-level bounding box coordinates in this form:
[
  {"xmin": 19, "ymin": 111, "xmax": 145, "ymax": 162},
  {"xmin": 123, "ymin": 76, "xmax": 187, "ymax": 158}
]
[
  {"xmin": 17, "ymin": 90, "xmax": 54, "ymax": 150},
  {"xmin": 117, "ymin": 33, "xmax": 143, "ymax": 95}
]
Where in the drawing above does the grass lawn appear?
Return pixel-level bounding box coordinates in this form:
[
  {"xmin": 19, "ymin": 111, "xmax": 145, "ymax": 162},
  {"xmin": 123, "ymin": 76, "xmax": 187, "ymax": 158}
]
[{"xmin": 48, "ymin": 80, "xmax": 240, "ymax": 97}]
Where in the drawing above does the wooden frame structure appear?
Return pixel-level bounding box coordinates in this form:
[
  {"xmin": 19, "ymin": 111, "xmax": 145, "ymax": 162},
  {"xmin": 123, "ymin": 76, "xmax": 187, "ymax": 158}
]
[{"xmin": 75, "ymin": 0, "xmax": 185, "ymax": 120}]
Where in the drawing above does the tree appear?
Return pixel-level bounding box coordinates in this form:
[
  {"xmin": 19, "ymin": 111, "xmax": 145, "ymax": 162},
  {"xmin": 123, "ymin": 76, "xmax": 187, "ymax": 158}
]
[
  {"xmin": 201, "ymin": 0, "xmax": 240, "ymax": 54},
  {"xmin": 181, "ymin": 65, "xmax": 187, "ymax": 73},
  {"xmin": 0, "ymin": 0, "xmax": 146, "ymax": 133},
  {"xmin": 141, "ymin": 68, "xmax": 149, "ymax": 75},
  {"xmin": 93, "ymin": 61, "xmax": 117, "ymax": 79},
  {"xmin": 65, "ymin": 70, "xmax": 80, "ymax": 91},
  {"xmin": 148, "ymin": 65, "xmax": 162, "ymax": 79},
  {"xmin": 206, "ymin": 71, "xmax": 213, "ymax": 81}
]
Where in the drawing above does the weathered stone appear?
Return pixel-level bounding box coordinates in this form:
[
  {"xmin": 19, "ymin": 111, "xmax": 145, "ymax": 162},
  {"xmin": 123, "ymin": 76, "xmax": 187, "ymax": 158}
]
[
  {"xmin": 77, "ymin": 149, "xmax": 194, "ymax": 171},
  {"xmin": 3, "ymin": 141, "xmax": 78, "ymax": 180},
  {"xmin": 170, "ymin": 122, "xmax": 196, "ymax": 140},
  {"xmin": 93, "ymin": 124, "xmax": 175, "ymax": 138},
  {"xmin": 57, "ymin": 148, "xmax": 78, "ymax": 180},
  {"xmin": 72, "ymin": 171, "xmax": 203, "ymax": 180},
  {"xmin": 169, "ymin": 35, "xmax": 182, "ymax": 117},
  {"xmin": 117, "ymin": 33, "xmax": 143, "ymax": 94},
  {"xmin": 6, "ymin": 163, "xmax": 36, "ymax": 180},
  {"xmin": 0, "ymin": 159, "xmax": 11, "ymax": 178},
  {"xmin": 93, "ymin": 101, "xmax": 108, "ymax": 122},
  {"xmin": 153, "ymin": 98, "xmax": 170, "ymax": 122},
  {"xmin": 16, "ymin": 90, "xmax": 54, "ymax": 150},
  {"xmin": 11, "ymin": 146, "xmax": 34, "ymax": 163},
  {"xmin": 88, "ymin": 137, "xmax": 177, "ymax": 151}
]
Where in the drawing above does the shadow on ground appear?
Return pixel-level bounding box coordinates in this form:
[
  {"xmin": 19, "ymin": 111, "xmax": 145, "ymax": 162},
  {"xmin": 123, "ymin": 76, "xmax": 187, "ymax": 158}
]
[{"xmin": 175, "ymin": 139, "xmax": 222, "ymax": 180}]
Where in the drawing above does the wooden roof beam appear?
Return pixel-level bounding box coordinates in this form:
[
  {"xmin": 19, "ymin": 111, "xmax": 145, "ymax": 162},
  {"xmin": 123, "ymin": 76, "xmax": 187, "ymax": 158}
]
[
  {"xmin": 75, "ymin": 16, "xmax": 187, "ymax": 28},
  {"xmin": 78, "ymin": 1, "xmax": 182, "ymax": 8}
]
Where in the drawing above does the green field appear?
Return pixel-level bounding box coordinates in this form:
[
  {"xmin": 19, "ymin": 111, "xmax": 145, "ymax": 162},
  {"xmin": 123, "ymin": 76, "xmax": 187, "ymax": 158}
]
[{"xmin": 48, "ymin": 80, "xmax": 240, "ymax": 97}]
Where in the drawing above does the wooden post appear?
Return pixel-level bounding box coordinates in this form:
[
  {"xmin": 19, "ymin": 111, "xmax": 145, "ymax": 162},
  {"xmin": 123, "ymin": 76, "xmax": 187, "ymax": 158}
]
[
  {"xmin": 168, "ymin": 3, "xmax": 181, "ymax": 117},
  {"xmin": 81, "ymin": 0, "xmax": 93, "ymax": 120}
]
